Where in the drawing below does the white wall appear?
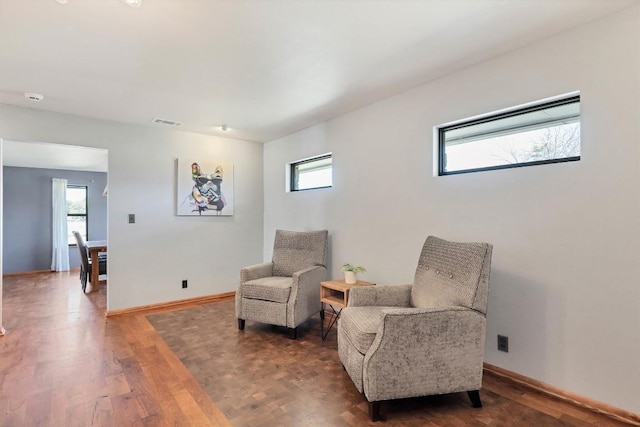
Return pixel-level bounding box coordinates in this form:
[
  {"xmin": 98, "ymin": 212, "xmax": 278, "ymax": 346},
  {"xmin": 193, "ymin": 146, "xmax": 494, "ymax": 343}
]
[
  {"xmin": 0, "ymin": 106, "xmax": 264, "ymax": 311},
  {"xmin": 264, "ymin": 7, "xmax": 640, "ymax": 414}
]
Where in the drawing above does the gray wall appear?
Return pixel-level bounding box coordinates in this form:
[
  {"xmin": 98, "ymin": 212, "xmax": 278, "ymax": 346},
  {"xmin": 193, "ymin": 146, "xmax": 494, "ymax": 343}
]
[{"xmin": 2, "ymin": 166, "xmax": 107, "ymax": 273}]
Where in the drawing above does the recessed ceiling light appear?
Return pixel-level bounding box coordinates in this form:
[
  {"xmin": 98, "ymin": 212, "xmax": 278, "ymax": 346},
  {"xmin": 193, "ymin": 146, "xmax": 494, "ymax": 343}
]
[
  {"xmin": 24, "ymin": 92, "xmax": 44, "ymax": 102},
  {"xmin": 120, "ymin": 0, "xmax": 142, "ymax": 7},
  {"xmin": 55, "ymin": 0, "xmax": 69, "ymax": 4}
]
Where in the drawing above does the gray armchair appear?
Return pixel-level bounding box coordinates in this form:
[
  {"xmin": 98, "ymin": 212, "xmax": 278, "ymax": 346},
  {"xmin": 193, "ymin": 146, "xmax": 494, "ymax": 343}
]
[
  {"xmin": 338, "ymin": 235, "xmax": 493, "ymax": 421},
  {"xmin": 236, "ymin": 229, "xmax": 328, "ymax": 339}
]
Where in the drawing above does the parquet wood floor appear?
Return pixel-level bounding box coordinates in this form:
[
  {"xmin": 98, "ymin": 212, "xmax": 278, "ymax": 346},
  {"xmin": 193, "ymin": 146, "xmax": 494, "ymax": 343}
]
[
  {"xmin": 1, "ymin": 272, "xmax": 633, "ymax": 426},
  {"xmin": 147, "ymin": 302, "xmax": 633, "ymax": 427}
]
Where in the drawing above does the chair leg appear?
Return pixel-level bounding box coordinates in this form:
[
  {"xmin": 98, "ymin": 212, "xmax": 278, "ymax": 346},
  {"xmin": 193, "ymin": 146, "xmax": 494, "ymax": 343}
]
[
  {"xmin": 368, "ymin": 401, "xmax": 381, "ymax": 421},
  {"xmin": 287, "ymin": 327, "xmax": 297, "ymax": 340},
  {"xmin": 237, "ymin": 318, "xmax": 245, "ymax": 330},
  {"xmin": 81, "ymin": 269, "xmax": 87, "ymax": 293},
  {"xmin": 468, "ymin": 390, "xmax": 482, "ymax": 408}
]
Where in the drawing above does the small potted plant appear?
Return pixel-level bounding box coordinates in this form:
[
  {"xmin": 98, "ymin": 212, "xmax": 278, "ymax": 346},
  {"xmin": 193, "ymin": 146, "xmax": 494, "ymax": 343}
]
[{"xmin": 342, "ymin": 263, "xmax": 366, "ymax": 285}]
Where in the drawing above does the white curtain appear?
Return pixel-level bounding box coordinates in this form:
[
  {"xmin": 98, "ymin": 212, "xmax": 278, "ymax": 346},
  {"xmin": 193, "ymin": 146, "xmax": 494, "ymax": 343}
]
[{"xmin": 51, "ymin": 178, "xmax": 70, "ymax": 272}]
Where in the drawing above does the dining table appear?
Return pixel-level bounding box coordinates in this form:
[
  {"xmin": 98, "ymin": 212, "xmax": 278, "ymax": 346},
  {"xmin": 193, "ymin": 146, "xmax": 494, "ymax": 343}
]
[{"xmin": 85, "ymin": 240, "xmax": 107, "ymax": 288}]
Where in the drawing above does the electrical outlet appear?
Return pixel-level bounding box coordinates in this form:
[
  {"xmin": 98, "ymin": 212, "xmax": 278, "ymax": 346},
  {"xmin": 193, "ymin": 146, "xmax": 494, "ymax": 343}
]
[
  {"xmin": 498, "ymin": 335, "xmax": 509, "ymax": 352},
  {"xmin": 182, "ymin": 280, "xmax": 188, "ymax": 289},
  {"xmin": 128, "ymin": 214, "xmax": 135, "ymax": 224}
]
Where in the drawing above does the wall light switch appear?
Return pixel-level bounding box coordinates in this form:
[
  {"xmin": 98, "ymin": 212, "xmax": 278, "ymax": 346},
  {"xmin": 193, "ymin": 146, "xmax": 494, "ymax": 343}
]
[{"xmin": 128, "ymin": 214, "xmax": 135, "ymax": 224}]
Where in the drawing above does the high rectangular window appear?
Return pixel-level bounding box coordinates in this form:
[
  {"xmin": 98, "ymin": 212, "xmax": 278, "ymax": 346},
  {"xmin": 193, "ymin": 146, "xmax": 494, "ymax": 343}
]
[
  {"xmin": 439, "ymin": 95, "xmax": 580, "ymax": 175},
  {"xmin": 67, "ymin": 185, "xmax": 88, "ymax": 245},
  {"xmin": 290, "ymin": 153, "xmax": 332, "ymax": 191}
]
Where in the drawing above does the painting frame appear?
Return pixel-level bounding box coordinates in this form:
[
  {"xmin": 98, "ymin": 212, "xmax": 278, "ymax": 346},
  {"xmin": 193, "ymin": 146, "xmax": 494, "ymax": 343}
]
[{"xmin": 176, "ymin": 159, "xmax": 234, "ymax": 216}]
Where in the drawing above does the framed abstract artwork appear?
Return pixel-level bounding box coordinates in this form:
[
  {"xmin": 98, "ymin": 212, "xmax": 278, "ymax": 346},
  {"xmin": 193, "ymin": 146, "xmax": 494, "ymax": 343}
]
[{"xmin": 177, "ymin": 159, "xmax": 234, "ymax": 216}]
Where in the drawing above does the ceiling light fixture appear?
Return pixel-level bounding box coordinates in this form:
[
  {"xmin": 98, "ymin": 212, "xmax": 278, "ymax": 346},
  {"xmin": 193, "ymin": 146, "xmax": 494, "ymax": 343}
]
[
  {"xmin": 120, "ymin": 0, "xmax": 142, "ymax": 7},
  {"xmin": 220, "ymin": 125, "xmax": 229, "ymax": 132},
  {"xmin": 55, "ymin": 0, "xmax": 69, "ymax": 4}
]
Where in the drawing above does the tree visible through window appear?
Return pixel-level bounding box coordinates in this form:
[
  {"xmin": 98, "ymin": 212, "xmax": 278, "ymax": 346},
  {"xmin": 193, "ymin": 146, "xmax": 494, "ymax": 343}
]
[
  {"xmin": 67, "ymin": 185, "xmax": 88, "ymax": 245},
  {"xmin": 439, "ymin": 95, "xmax": 580, "ymax": 175}
]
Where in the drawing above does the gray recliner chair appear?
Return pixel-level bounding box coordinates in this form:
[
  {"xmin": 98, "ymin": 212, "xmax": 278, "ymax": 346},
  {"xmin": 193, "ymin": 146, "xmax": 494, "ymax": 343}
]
[
  {"xmin": 338, "ymin": 235, "xmax": 493, "ymax": 420},
  {"xmin": 236, "ymin": 229, "xmax": 328, "ymax": 339}
]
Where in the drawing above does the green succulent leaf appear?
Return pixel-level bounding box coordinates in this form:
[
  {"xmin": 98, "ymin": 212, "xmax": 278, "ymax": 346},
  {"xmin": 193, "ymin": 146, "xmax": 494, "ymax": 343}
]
[{"xmin": 341, "ymin": 263, "xmax": 366, "ymax": 273}]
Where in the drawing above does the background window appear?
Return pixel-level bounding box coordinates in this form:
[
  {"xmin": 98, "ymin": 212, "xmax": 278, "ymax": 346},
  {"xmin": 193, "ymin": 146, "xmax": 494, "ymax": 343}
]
[
  {"xmin": 290, "ymin": 154, "xmax": 332, "ymax": 191},
  {"xmin": 67, "ymin": 185, "xmax": 88, "ymax": 245},
  {"xmin": 439, "ymin": 95, "xmax": 580, "ymax": 175}
]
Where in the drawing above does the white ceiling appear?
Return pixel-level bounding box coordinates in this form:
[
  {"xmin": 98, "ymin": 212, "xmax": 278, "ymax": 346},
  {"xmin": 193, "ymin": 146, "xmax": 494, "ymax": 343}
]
[{"xmin": 0, "ymin": 0, "xmax": 636, "ymax": 144}]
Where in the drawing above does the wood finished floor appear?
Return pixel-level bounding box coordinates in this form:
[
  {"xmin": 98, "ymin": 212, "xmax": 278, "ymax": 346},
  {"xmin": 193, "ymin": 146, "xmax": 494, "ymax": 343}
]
[
  {"xmin": 0, "ymin": 271, "xmax": 228, "ymax": 427},
  {"xmin": 0, "ymin": 271, "xmax": 633, "ymax": 426}
]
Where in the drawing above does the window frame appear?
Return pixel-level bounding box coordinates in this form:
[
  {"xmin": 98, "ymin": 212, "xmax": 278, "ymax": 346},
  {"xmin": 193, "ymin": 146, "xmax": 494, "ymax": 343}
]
[
  {"xmin": 67, "ymin": 185, "xmax": 89, "ymax": 246},
  {"xmin": 438, "ymin": 94, "xmax": 581, "ymax": 176},
  {"xmin": 289, "ymin": 153, "xmax": 333, "ymax": 192}
]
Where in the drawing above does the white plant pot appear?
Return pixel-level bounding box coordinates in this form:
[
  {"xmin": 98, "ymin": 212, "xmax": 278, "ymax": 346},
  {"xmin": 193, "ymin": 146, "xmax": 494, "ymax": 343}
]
[{"xmin": 344, "ymin": 271, "xmax": 357, "ymax": 284}]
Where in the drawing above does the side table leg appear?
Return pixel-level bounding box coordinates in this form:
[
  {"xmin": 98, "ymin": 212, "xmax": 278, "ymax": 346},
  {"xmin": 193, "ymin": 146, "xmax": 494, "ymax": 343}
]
[
  {"xmin": 321, "ymin": 302, "xmax": 324, "ymax": 339},
  {"xmin": 322, "ymin": 305, "xmax": 341, "ymax": 341}
]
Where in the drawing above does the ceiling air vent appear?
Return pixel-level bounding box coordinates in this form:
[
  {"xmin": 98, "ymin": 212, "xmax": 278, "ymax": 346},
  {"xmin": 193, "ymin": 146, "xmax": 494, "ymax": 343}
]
[
  {"xmin": 152, "ymin": 118, "xmax": 182, "ymax": 127},
  {"xmin": 24, "ymin": 92, "xmax": 44, "ymax": 102}
]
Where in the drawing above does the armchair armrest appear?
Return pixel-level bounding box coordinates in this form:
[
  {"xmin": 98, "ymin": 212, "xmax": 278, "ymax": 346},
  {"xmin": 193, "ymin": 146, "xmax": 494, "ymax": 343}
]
[
  {"xmin": 288, "ymin": 265, "xmax": 327, "ymax": 327},
  {"xmin": 292, "ymin": 265, "xmax": 327, "ymax": 281},
  {"xmin": 240, "ymin": 262, "xmax": 273, "ymax": 282},
  {"xmin": 362, "ymin": 306, "xmax": 486, "ymax": 402},
  {"xmin": 348, "ymin": 284, "xmax": 412, "ymax": 307}
]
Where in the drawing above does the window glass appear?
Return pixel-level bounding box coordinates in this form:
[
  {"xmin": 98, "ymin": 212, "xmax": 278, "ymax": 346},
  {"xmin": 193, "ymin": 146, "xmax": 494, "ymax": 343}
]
[
  {"xmin": 290, "ymin": 154, "xmax": 332, "ymax": 191},
  {"xmin": 439, "ymin": 95, "xmax": 580, "ymax": 175},
  {"xmin": 67, "ymin": 186, "xmax": 88, "ymax": 245}
]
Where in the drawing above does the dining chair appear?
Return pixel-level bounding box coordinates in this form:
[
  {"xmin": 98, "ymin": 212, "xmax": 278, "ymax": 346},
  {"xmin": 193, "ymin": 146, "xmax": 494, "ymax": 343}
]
[{"xmin": 72, "ymin": 231, "xmax": 107, "ymax": 293}]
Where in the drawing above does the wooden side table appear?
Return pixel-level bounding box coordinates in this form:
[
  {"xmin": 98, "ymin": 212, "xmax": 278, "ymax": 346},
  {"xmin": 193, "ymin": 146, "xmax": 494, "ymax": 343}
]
[{"xmin": 320, "ymin": 279, "xmax": 375, "ymax": 340}]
